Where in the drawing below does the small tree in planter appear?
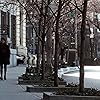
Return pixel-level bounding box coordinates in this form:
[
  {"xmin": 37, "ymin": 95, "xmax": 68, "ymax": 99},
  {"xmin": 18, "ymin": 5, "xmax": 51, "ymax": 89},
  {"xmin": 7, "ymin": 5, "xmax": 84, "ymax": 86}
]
[{"xmin": 79, "ymin": 0, "xmax": 88, "ymax": 92}]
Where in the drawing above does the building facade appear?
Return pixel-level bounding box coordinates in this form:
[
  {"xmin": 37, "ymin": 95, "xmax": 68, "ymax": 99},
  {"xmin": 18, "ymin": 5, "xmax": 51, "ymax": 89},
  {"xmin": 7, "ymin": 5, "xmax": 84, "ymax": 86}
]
[
  {"xmin": 0, "ymin": 0, "xmax": 27, "ymax": 59},
  {"xmin": 0, "ymin": 0, "xmax": 16, "ymax": 46},
  {"xmin": 16, "ymin": 1, "xmax": 27, "ymax": 56}
]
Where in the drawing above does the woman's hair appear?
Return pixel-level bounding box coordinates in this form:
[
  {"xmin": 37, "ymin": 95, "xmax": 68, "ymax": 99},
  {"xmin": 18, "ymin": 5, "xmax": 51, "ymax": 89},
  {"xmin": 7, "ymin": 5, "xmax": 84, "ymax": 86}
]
[
  {"xmin": 1, "ymin": 38, "xmax": 6, "ymax": 42},
  {"xmin": 1, "ymin": 38, "xmax": 6, "ymax": 41}
]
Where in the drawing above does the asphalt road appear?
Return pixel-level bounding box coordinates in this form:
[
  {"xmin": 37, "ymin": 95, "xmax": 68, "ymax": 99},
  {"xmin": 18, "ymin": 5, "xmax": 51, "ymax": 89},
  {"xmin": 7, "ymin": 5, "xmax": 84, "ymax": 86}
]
[{"xmin": 62, "ymin": 66, "xmax": 100, "ymax": 89}]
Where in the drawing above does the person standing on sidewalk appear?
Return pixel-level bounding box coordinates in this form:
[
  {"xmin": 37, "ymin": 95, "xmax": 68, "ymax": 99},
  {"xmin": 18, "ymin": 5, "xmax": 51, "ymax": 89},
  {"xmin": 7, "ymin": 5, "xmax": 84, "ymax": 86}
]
[{"xmin": 0, "ymin": 38, "xmax": 10, "ymax": 80}]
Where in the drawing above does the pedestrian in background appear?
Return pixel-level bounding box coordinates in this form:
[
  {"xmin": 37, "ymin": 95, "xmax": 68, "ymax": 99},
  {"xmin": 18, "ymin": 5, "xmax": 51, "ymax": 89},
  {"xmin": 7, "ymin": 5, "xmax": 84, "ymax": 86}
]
[{"xmin": 0, "ymin": 38, "xmax": 10, "ymax": 80}]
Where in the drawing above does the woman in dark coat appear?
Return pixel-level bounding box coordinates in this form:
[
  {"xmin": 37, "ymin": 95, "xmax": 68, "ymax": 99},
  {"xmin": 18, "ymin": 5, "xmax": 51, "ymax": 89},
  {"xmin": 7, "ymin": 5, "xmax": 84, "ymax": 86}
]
[{"xmin": 0, "ymin": 38, "xmax": 10, "ymax": 80}]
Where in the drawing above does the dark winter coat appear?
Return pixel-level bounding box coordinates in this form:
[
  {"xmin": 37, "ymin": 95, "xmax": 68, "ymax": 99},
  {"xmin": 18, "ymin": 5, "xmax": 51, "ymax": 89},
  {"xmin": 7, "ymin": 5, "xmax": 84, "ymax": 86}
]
[{"xmin": 0, "ymin": 43, "xmax": 10, "ymax": 65}]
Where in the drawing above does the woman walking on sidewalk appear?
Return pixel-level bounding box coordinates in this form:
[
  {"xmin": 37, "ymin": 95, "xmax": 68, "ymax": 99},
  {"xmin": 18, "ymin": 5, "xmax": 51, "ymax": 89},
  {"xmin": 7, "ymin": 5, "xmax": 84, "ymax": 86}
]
[{"xmin": 0, "ymin": 38, "xmax": 10, "ymax": 80}]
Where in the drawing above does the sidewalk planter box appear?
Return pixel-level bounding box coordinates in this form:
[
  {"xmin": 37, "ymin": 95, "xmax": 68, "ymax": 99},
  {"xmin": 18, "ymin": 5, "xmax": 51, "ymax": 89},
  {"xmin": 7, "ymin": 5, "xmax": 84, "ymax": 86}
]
[
  {"xmin": 18, "ymin": 77, "xmax": 66, "ymax": 85},
  {"xmin": 18, "ymin": 79, "xmax": 35, "ymax": 85},
  {"xmin": 26, "ymin": 86, "xmax": 77, "ymax": 92},
  {"xmin": 18, "ymin": 77, "xmax": 36, "ymax": 85},
  {"xmin": 43, "ymin": 92, "xmax": 100, "ymax": 100},
  {"xmin": 18, "ymin": 80, "xmax": 66, "ymax": 85}
]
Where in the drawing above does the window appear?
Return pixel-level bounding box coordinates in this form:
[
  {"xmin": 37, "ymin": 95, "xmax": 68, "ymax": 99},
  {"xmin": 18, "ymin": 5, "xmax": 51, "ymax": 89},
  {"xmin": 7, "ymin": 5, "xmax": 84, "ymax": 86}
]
[
  {"xmin": 98, "ymin": 48, "xmax": 100, "ymax": 51},
  {"xmin": 97, "ymin": 14, "xmax": 100, "ymax": 21},
  {"xmin": 30, "ymin": 0, "xmax": 32, "ymax": 3}
]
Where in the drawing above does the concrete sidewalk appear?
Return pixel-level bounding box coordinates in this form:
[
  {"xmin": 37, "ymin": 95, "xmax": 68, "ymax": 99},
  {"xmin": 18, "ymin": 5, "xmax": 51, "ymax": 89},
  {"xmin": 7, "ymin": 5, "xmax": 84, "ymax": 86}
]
[
  {"xmin": 0, "ymin": 65, "xmax": 42, "ymax": 100},
  {"xmin": 1, "ymin": 65, "xmax": 100, "ymax": 100}
]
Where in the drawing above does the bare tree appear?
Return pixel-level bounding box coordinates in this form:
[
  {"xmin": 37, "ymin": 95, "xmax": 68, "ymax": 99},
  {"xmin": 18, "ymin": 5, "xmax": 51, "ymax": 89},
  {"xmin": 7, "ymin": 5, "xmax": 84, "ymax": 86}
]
[{"xmin": 79, "ymin": 0, "xmax": 88, "ymax": 92}]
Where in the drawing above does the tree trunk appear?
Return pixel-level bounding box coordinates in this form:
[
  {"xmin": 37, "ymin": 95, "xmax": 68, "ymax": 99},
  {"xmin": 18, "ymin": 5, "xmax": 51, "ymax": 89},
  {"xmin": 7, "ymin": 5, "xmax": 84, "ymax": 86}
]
[
  {"xmin": 46, "ymin": 25, "xmax": 53, "ymax": 75},
  {"xmin": 37, "ymin": 37, "xmax": 41, "ymax": 74},
  {"xmin": 46, "ymin": 0, "xmax": 53, "ymax": 76},
  {"xmin": 54, "ymin": 0, "xmax": 62, "ymax": 87},
  {"xmin": 79, "ymin": 0, "xmax": 88, "ymax": 92},
  {"xmin": 41, "ymin": 0, "xmax": 46, "ymax": 79},
  {"xmin": 61, "ymin": 48, "xmax": 64, "ymax": 64},
  {"xmin": 36, "ymin": 1, "xmax": 43, "ymax": 74},
  {"xmin": 41, "ymin": 35, "xmax": 45, "ymax": 79}
]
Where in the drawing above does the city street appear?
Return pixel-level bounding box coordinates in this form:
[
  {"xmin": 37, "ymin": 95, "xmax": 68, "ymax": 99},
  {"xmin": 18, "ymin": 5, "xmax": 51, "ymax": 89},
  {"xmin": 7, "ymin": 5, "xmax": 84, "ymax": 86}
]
[
  {"xmin": 0, "ymin": 64, "xmax": 100, "ymax": 100},
  {"xmin": 0, "ymin": 65, "xmax": 41, "ymax": 100},
  {"xmin": 0, "ymin": 0, "xmax": 100, "ymax": 100},
  {"xmin": 62, "ymin": 66, "xmax": 100, "ymax": 89}
]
